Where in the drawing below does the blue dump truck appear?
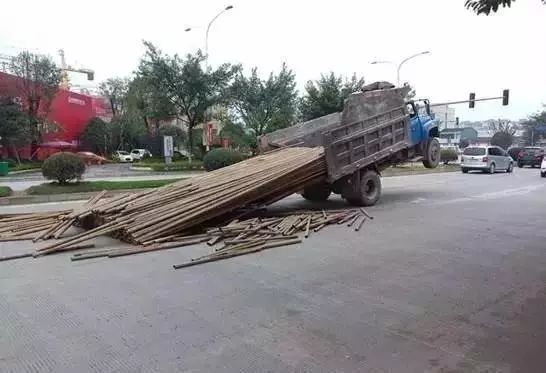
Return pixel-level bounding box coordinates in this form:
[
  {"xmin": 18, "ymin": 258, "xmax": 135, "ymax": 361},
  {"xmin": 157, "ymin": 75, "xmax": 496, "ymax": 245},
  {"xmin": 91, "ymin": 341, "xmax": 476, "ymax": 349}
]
[{"xmin": 260, "ymin": 82, "xmax": 440, "ymax": 206}]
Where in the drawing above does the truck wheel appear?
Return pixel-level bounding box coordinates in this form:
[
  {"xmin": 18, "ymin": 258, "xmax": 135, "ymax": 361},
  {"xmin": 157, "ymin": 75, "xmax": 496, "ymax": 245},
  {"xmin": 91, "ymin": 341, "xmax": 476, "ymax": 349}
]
[
  {"xmin": 346, "ymin": 170, "xmax": 381, "ymax": 206},
  {"xmin": 301, "ymin": 183, "xmax": 332, "ymax": 202},
  {"xmin": 422, "ymin": 138, "xmax": 440, "ymax": 169}
]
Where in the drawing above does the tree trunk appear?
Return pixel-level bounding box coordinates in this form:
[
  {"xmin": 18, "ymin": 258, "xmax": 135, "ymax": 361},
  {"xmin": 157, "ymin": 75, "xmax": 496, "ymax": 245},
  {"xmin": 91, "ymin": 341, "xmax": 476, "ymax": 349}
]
[
  {"xmin": 187, "ymin": 123, "xmax": 193, "ymax": 164},
  {"xmin": 11, "ymin": 144, "xmax": 21, "ymax": 166}
]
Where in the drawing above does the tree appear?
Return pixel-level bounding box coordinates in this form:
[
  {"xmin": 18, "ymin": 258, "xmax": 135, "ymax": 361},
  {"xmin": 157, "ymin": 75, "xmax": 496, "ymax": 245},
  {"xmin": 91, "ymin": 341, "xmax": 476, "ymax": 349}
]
[
  {"xmin": 488, "ymin": 119, "xmax": 517, "ymax": 149},
  {"xmin": 9, "ymin": 51, "xmax": 62, "ymax": 157},
  {"xmin": 522, "ymin": 109, "xmax": 546, "ymax": 146},
  {"xmin": 220, "ymin": 121, "xmax": 257, "ymax": 152},
  {"xmin": 465, "ymin": 0, "xmax": 545, "ymax": 15},
  {"xmin": 80, "ymin": 117, "xmax": 111, "ymax": 155},
  {"xmin": 158, "ymin": 124, "xmax": 187, "ymax": 149},
  {"xmin": 299, "ymin": 72, "xmax": 365, "ymax": 121},
  {"xmin": 488, "ymin": 119, "xmax": 517, "ymax": 135},
  {"xmin": 99, "ymin": 78, "xmax": 130, "ymax": 116},
  {"xmin": 230, "ymin": 64, "xmax": 298, "ymax": 142},
  {"xmin": 0, "ymin": 96, "xmax": 31, "ymax": 163},
  {"xmin": 137, "ymin": 42, "xmax": 240, "ymax": 161},
  {"xmin": 126, "ymin": 77, "xmax": 176, "ymax": 131},
  {"xmin": 491, "ymin": 132, "xmax": 513, "ymax": 149}
]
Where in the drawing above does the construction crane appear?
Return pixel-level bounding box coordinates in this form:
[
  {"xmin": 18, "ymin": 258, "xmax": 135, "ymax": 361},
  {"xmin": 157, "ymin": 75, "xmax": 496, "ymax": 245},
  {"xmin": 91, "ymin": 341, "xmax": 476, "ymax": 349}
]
[{"xmin": 58, "ymin": 49, "xmax": 94, "ymax": 90}]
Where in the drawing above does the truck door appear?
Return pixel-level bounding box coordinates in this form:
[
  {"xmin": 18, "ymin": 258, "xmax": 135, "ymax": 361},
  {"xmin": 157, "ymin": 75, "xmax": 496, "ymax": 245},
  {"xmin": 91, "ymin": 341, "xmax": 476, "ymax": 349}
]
[{"xmin": 407, "ymin": 103, "xmax": 422, "ymax": 146}]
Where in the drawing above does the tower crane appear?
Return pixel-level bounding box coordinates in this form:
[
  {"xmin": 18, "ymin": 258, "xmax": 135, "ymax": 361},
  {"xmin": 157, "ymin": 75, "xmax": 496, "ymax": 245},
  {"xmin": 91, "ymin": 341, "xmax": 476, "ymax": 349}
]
[{"xmin": 58, "ymin": 49, "xmax": 94, "ymax": 90}]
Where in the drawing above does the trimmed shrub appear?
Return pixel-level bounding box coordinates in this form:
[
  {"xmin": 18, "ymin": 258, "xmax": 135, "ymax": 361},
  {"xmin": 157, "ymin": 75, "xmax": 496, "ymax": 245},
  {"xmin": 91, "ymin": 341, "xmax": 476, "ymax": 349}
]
[
  {"xmin": 42, "ymin": 152, "xmax": 86, "ymax": 184},
  {"xmin": 440, "ymin": 149, "xmax": 459, "ymax": 165},
  {"xmin": 203, "ymin": 148, "xmax": 244, "ymax": 171}
]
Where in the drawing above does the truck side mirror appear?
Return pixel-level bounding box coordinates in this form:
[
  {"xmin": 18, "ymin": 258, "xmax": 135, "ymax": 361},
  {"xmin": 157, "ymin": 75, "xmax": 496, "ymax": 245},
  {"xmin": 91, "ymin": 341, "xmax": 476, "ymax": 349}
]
[{"xmin": 425, "ymin": 103, "xmax": 431, "ymax": 116}]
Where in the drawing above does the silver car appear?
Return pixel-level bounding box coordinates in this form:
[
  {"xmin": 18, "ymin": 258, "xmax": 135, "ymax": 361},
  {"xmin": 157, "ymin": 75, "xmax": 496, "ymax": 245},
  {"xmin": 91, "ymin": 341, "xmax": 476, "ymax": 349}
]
[{"xmin": 461, "ymin": 146, "xmax": 514, "ymax": 174}]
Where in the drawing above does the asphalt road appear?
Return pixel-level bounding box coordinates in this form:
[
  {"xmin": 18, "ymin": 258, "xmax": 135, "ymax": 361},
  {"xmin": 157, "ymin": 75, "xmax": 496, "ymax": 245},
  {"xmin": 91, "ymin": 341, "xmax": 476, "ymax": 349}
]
[{"xmin": 1, "ymin": 167, "xmax": 546, "ymax": 372}]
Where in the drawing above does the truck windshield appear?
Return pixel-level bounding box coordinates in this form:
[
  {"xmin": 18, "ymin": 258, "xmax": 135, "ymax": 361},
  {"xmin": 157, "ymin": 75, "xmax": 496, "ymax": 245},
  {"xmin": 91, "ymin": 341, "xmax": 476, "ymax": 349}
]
[{"xmin": 463, "ymin": 148, "xmax": 486, "ymax": 156}]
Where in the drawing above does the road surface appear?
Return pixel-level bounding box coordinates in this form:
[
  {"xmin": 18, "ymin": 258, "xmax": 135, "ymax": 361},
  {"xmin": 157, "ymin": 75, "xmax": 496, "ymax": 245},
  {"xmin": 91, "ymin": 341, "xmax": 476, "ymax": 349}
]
[{"xmin": 1, "ymin": 167, "xmax": 546, "ymax": 372}]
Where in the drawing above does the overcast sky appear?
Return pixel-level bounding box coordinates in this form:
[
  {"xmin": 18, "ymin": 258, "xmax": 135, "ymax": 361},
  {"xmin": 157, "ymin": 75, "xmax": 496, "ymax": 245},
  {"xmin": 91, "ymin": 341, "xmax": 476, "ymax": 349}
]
[{"xmin": 1, "ymin": 0, "xmax": 545, "ymax": 121}]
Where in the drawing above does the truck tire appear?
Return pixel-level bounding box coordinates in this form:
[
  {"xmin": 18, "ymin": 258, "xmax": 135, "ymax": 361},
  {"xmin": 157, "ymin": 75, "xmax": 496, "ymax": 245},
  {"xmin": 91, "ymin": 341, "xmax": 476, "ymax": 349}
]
[
  {"xmin": 301, "ymin": 183, "xmax": 332, "ymax": 202},
  {"xmin": 345, "ymin": 170, "xmax": 381, "ymax": 206},
  {"xmin": 422, "ymin": 138, "xmax": 440, "ymax": 169}
]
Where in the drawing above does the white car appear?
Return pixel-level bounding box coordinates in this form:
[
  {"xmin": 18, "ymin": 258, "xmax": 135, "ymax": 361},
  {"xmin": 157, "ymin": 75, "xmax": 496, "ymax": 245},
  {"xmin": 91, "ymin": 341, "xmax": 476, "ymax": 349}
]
[
  {"xmin": 461, "ymin": 145, "xmax": 514, "ymax": 174},
  {"xmin": 113, "ymin": 150, "xmax": 133, "ymax": 163},
  {"xmin": 130, "ymin": 149, "xmax": 152, "ymax": 161},
  {"xmin": 541, "ymin": 157, "xmax": 546, "ymax": 178}
]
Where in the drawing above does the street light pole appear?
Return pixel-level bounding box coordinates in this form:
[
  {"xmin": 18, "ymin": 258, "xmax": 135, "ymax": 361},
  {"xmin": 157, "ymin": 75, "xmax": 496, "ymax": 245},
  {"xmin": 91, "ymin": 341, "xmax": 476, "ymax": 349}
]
[
  {"xmin": 370, "ymin": 51, "xmax": 430, "ymax": 86},
  {"xmin": 205, "ymin": 5, "xmax": 233, "ymax": 68},
  {"xmin": 396, "ymin": 51, "xmax": 430, "ymax": 86}
]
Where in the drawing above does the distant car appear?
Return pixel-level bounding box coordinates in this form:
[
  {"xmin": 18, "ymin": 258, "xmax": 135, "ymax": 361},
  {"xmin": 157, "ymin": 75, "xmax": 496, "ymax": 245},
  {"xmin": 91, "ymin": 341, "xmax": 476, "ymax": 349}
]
[
  {"xmin": 507, "ymin": 146, "xmax": 524, "ymax": 161},
  {"xmin": 541, "ymin": 157, "xmax": 546, "ymax": 178},
  {"xmin": 113, "ymin": 150, "xmax": 133, "ymax": 163},
  {"xmin": 76, "ymin": 151, "xmax": 107, "ymax": 165},
  {"xmin": 130, "ymin": 149, "xmax": 152, "ymax": 161},
  {"xmin": 517, "ymin": 147, "xmax": 544, "ymax": 168},
  {"xmin": 461, "ymin": 145, "xmax": 513, "ymax": 174}
]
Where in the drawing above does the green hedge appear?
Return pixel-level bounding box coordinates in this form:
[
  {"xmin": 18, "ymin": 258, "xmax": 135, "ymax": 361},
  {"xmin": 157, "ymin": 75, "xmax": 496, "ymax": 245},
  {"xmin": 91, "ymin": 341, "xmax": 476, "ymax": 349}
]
[
  {"xmin": 203, "ymin": 149, "xmax": 244, "ymax": 171},
  {"xmin": 42, "ymin": 153, "xmax": 86, "ymax": 184},
  {"xmin": 441, "ymin": 149, "xmax": 459, "ymax": 164}
]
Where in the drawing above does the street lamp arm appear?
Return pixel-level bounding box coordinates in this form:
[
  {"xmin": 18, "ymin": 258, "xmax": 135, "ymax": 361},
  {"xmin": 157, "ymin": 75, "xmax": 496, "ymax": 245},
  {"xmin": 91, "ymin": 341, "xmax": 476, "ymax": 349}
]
[
  {"xmin": 205, "ymin": 6, "xmax": 233, "ymax": 60},
  {"xmin": 396, "ymin": 51, "xmax": 430, "ymax": 86}
]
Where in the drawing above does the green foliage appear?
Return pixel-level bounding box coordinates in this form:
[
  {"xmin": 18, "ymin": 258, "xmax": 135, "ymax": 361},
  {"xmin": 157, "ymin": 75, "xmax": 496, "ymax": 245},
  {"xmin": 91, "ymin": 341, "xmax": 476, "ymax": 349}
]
[
  {"xmin": 80, "ymin": 117, "xmax": 111, "ymax": 154},
  {"xmin": 137, "ymin": 42, "xmax": 240, "ymax": 159},
  {"xmin": 440, "ymin": 149, "xmax": 459, "ymax": 164},
  {"xmin": 230, "ymin": 64, "xmax": 298, "ymax": 139},
  {"xmin": 491, "ymin": 132, "xmax": 513, "ymax": 150},
  {"xmin": 26, "ymin": 179, "xmax": 182, "ymax": 195},
  {"xmin": 465, "ymin": 0, "xmax": 545, "ymax": 15},
  {"xmin": 203, "ymin": 148, "xmax": 244, "ymax": 171},
  {"xmin": 99, "ymin": 77, "xmax": 130, "ymax": 116},
  {"xmin": 523, "ymin": 109, "xmax": 546, "ymax": 145},
  {"xmin": 219, "ymin": 121, "xmax": 257, "ymax": 151},
  {"xmin": 0, "ymin": 96, "xmax": 30, "ymax": 161},
  {"xmin": 42, "ymin": 153, "xmax": 86, "ymax": 184},
  {"xmin": 158, "ymin": 124, "xmax": 187, "ymax": 148},
  {"xmin": 299, "ymin": 72, "xmax": 365, "ymax": 121},
  {"xmin": 8, "ymin": 51, "xmax": 61, "ymax": 146},
  {"xmin": 0, "ymin": 186, "xmax": 12, "ymax": 197}
]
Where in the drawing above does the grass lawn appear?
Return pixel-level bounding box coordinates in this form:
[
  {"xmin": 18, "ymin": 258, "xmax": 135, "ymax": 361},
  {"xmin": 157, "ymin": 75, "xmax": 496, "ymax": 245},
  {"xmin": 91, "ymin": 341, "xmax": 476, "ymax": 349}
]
[
  {"xmin": 0, "ymin": 186, "xmax": 13, "ymax": 197},
  {"xmin": 133, "ymin": 159, "xmax": 204, "ymax": 172},
  {"xmin": 383, "ymin": 163, "xmax": 459, "ymax": 176},
  {"xmin": 26, "ymin": 179, "xmax": 184, "ymax": 195},
  {"xmin": 3, "ymin": 161, "xmax": 42, "ymax": 174}
]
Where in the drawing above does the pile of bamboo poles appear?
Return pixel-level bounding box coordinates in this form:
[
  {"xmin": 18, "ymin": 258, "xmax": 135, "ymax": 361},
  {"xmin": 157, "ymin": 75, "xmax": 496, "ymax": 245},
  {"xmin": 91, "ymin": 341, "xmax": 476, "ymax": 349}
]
[
  {"xmin": 33, "ymin": 147, "xmax": 327, "ymax": 255},
  {"xmin": 61, "ymin": 208, "xmax": 372, "ymax": 268},
  {"xmin": 0, "ymin": 147, "xmax": 376, "ymax": 267}
]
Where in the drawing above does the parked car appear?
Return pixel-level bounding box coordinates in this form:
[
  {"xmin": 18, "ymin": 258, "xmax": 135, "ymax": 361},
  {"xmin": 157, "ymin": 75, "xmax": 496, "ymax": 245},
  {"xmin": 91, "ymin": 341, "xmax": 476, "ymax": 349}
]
[
  {"xmin": 76, "ymin": 151, "xmax": 107, "ymax": 165},
  {"xmin": 461, "ymin": 145, "xmax": 513, "ymax": 174},
  {"xmin": 113, "ymin": 150, "xmax": 133, "ymax": 163},
  {"xmin": 517, "ymin": 147, "xmax": 544, "ymax": 168},
  {"xmin": 130, "ymin": 149, "xmax": 152, "ymax": 161},
  {"xmin": 541, "ymin": 156, "xmax": 546, "ymax": 178}
]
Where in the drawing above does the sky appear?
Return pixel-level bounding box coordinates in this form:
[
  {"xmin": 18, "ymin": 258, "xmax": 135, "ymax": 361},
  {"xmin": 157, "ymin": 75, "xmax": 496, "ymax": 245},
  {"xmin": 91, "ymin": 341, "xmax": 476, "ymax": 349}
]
[{"xmin": 1, "ymin": 0, "xmax": 545, "ymax": 121}]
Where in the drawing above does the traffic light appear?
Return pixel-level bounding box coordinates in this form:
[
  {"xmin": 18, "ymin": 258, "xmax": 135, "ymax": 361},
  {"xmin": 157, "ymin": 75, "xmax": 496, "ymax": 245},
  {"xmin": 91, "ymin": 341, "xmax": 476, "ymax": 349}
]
[
  {"xmin": 502, "ymin": 89, "xmax": 509, "ymax": 106},
  {"xmin": 469, "ymin": 93, "xmax": 476, "ymax": 108},
  {"xmin": 455, "ymin": 117, "xmax": 459, "ymax": 127}
]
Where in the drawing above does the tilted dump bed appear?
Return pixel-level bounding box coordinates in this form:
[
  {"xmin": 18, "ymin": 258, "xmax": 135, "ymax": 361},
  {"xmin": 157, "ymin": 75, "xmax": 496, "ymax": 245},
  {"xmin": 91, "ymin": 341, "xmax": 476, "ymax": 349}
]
[
  {"xmin": 322, "ymin": 106, "xmax": 409, "ymax": 182},
  {"xmin": 260, "ymin": 86, "xmax": 410, "ymax": 182}
]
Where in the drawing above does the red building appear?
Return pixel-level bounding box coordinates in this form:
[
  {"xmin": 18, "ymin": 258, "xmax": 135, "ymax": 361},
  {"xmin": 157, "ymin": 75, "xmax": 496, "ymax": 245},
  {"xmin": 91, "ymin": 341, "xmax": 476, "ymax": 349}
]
[{"xmin": 0, "ymin": 71, "xmax": 111, "ymax": 159}]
